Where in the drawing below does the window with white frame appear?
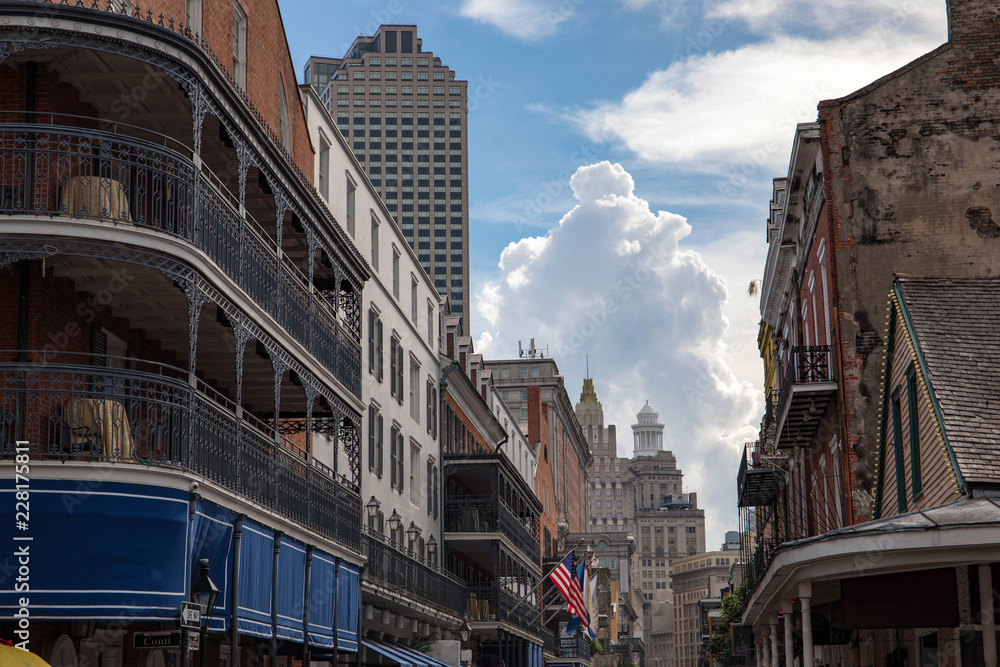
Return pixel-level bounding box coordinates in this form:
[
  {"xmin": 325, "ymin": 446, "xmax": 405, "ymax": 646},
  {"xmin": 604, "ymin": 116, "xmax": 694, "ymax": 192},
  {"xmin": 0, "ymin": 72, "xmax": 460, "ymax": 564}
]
[
  {"xmin": 346, "ymin": 175, "xmax": 356, "ymax": 237},
  {"xmin": 409, "ymin": 358, "xmax": 421, "ymax": 423},
  {"xmin": 371, "ymin": 215, "xmax": 380, "ymax": 271},
  {"xmin": 410, "ymin": 442, "xmax": 420, "ymax": 504},
  {"xmin": 410, "ymin": 275, "xmax": 418, "ymax": 323},
  {"xmin": 232, "ymin": 2, "xmax": 247, "ymax": 89}
]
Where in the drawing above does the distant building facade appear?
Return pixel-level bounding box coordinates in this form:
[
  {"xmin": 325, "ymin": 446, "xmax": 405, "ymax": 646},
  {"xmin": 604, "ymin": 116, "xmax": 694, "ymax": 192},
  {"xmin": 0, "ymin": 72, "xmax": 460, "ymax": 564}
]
[{"xmin": 670, "ymin": 552, "xmax": 734, "ymax": 667}]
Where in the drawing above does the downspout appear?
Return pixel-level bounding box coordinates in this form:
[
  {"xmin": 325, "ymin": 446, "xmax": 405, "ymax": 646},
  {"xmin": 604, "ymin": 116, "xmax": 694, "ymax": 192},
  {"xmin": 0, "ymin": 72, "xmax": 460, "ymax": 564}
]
[
  {"xmin": 230, "ymin": 516, "xmax": 243, "ymax": 664},
  {"xmin": 332, "ymin": 557, "xmax": 340, "ymax": 667},
  {"xmin": 303, "ymin": 546, "xmax": 313, "ymax": 666},
  {"xmin": 271, "ymin": 532, "xmax": 282, "ymax": 661}
]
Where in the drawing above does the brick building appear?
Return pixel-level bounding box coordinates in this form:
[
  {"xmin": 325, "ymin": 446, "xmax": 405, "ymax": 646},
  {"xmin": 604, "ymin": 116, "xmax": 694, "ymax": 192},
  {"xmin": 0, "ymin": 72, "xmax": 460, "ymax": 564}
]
[
  {"xmin": 485, "ymin": 356, "xmax": 592, "ymax": 555},
  {"xmin": 740, "ymin": 0, "xmax": 1000, "ymax": 664},
  {"xmin": 0, "ymin": 0, "xmax": 371, "ymax": 665}
]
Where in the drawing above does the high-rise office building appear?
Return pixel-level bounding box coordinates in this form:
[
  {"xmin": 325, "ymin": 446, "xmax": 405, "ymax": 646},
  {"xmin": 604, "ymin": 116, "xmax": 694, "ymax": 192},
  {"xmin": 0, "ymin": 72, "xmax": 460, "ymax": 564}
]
[{"xmin": 305, "ymin": 25, "xmax": 470, "ymax": 325}]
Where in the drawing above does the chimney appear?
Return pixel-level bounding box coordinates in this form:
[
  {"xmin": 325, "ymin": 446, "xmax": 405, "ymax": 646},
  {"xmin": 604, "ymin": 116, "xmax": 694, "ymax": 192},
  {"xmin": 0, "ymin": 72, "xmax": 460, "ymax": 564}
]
[{"xmin": 948, "ymin": 0, "xmax": 1000, "ymax": 45}]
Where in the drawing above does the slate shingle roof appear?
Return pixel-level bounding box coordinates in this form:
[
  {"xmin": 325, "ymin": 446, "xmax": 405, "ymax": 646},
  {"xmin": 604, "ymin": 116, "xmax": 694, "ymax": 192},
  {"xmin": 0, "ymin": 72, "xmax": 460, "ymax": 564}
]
[{"xmin": 897, "ymin": 276, "xmax": 1000, "ymax": 487}]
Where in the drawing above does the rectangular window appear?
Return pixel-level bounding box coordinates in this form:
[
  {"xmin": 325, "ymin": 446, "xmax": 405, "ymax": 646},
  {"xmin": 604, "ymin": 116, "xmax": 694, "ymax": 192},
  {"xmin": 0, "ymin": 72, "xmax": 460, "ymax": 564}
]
[
  {"xmin": 368, "ymin": 406, "xmax": 384, "ymax": 478},
  {"xmin": 409, "ymin": 358, "xmax": 421, "ymax": 422},
  {"xmin": 232, "ymin": 1, "xmax": 247, "ymax": 89},
  {"xmin": 426, "ymin": 457, "xmax": 434, "ymax": 516},
  {"xmin": 392, "ymin": 247, "xmax": 400, "ymax": 299},
  {"xmin": 427, "ymin": 301, "xmax": 434, "ymax": 344},
  {"xmin": 426, "ymin": 378, "xmax": 434, "ymax": 435},
  {"xmin": 891, "ymin": 389, "xmax": 906, "ymax": 514},
  {"xmin": 390, "ymin": 423, "xmax": 400, "ymax": 490},
  {"xmin": 371, "ymin": 215, "xmax": 380, "ymax": 270},
  {"xmin": 906, "ymin": 366, "xmax": 922, "ymax": 500},
  {"xmin": 385, "ymin": 30, "xmax": 397, "ymax": 53},
  {"xmin": 410, "ymin": 444, "xmax": 419, "ymax": 504},
  {"xmin": 411, "ymin": 275, "xmax": 418, "ymax": 323},
  {"xmin": 185, "ymin": 0, "xmax": 202, "ymax": 37},
  {"xmin": 346, "ymin": 176, "xmax": 356, "ymax": 237},
  {"xmin": 368, "ymin": 307, "xmax": 383, "ymax": 380},
  {"xmin": 401, "ymin": 31, "xmax": 413, "ymax": 53},
  {"xmin": 318, "ymin": 137, "xmax": 330, "ymax": 201}
]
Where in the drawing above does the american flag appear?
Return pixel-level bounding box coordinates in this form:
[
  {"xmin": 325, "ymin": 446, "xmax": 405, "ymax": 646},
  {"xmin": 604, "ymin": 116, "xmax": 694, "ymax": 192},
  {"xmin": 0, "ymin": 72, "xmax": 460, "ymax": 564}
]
[{"xmin": 550, "ymin": 553, "xmax": 588, "ymax": 623}]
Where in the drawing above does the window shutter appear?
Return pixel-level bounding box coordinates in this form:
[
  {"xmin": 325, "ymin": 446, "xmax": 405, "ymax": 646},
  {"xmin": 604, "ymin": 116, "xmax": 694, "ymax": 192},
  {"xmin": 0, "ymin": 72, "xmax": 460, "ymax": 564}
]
[
  {"xmin": 368, "ymin": 407, "xmax": 376, "ymax": 471},
  {"xmin": 376, "ymin": 319, "xmax": 384, "ymax": 381},
  {"xmin": 376, "ymin": 415, "xmax": 384, "ymax": 477},
  {"xmin": 427, "ymin": 458, "xmax": 433, "ymax": 515},
  {"xmin": 89, "ymin": 328, "xmax": 108, "ymax": 366},
  {"xmin": 390, "ymin": 424, "xmax": 398, "ymax": 489}
]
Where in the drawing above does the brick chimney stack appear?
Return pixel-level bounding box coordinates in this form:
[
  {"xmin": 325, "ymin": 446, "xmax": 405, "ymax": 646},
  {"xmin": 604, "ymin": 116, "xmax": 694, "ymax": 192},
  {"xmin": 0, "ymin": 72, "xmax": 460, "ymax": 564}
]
[{"xmin": 948, "ymin": 0, "xmax": 1000, "ymax": 45}]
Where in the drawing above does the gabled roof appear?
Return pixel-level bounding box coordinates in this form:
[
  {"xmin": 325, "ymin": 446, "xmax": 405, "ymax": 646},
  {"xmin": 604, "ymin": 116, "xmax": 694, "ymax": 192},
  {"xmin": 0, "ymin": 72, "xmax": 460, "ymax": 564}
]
[{"xmin": 891, "ymin": 276, "xmax": 1000, "ymax": 488}]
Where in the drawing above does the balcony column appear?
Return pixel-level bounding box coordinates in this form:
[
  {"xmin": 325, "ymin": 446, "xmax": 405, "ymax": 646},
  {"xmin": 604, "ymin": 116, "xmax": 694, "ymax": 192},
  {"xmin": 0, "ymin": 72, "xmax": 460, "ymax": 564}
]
[
  {"xmin": 781, "ymin": 600, "xmax": 794, "ymax": 667},
  {"xmin": 768, "ymin": 614, "xmax": 778, "ymax": 667},
  {"xmin": 799, "ymin": 581, "xmax": 814, "ymax": 666},
  {"xmin": 232, "ymin": 314, "xmax": 251, "ymax": 421},
  {"xmin": 980, "ymin": 564, "xmax": 997, "ymax": 667},
  {"xmin": 304, "ymin": 227, "xmax": 318, "ymax": 349},
  {"xmin": 271, "ymin": 357, "xmax": 287, "ymax": 442},
  {"xmin": 756, "ymin": 634, "xmax": 765, "ymax": 667},
  {"xmin": 181, "ymin": 279, "xmax": 206, "ymax": 386}
]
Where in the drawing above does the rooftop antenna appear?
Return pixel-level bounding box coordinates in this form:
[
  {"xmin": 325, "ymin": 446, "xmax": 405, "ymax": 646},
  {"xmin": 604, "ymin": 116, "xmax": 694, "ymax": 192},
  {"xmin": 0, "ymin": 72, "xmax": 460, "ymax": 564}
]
[
  {"xmin": 518, "ymin": 340, "xmax": 524, "ymax": 358},
  {"xmin": 586, "ymin": 355, "xmax": 589, "ymax": 379}
]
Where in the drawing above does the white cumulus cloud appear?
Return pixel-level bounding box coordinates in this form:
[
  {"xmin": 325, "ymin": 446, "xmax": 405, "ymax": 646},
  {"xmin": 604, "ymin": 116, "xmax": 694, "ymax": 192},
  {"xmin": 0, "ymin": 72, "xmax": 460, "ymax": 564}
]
[
  {"xmin": 458, "ymin": 0, "xmax": 578, "ymax": 39},
  {"xmin": 475, "ymin": 161, "xmax": 760, "ymax": 543},
  {"xmin": 558, "ymin": 2, "xmax": 946, "ymax": 179}
]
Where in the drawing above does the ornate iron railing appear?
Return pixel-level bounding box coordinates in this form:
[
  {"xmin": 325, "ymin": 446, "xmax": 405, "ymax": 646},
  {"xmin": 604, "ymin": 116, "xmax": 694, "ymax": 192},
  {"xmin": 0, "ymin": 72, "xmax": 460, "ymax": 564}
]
[
  {"xmin": 466, "ymin": 584, "xmax": 539, "ymax": 635},
  {"xmin": 0, "ymin": 119, "xmax": 360, "ymax": 395},
  {"xmin": 0, "ymin": 352, "xmax": 361, "ymax": 549},
  {"xmin": 444, "ymin": 495, "xmax": 540, "ymax": 563},
  {"xmin": 774, "ymin": 345, "xmax": 833, "ymax": 430},
  {"xmin": 361, "ymin": 528, "xmax": 466, "ymax": 616}
]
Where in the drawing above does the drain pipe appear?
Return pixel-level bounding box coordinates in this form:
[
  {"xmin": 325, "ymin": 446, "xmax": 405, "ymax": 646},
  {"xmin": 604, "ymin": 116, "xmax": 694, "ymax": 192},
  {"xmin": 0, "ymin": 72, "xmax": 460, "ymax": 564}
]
[{"xmin": 230, "ymin": 516, "xmax": 244, "ymax": 664}]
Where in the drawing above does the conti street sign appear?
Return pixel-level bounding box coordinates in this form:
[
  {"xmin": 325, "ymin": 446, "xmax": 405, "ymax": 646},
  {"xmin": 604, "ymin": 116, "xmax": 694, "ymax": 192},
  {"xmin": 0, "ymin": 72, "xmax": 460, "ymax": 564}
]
[{"xmin": 133, "ymin": 631, "xmax": 182, "ymax": 649}]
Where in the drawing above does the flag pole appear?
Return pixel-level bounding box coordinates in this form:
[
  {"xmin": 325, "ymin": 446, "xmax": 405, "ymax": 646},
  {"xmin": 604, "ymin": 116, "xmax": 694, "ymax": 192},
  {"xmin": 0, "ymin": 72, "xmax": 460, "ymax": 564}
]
[{"xmin": 505, "ymin": 538, "xmax": 587, "ymax": 617}]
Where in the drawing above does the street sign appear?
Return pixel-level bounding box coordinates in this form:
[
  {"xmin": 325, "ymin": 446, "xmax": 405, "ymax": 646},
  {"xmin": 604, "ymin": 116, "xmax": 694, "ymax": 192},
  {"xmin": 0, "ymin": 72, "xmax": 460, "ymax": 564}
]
[
  {"xmin": 180, "ymin": 601, "xmax": 202, "ymax": 629},
  {"xmin": 134, "ymin": 631, "xmax": 182, "ymax": 650}
]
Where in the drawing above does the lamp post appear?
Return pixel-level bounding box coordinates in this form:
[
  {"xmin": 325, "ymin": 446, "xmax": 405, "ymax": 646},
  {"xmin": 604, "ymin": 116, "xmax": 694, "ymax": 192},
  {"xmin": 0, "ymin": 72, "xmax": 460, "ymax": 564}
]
[
  {"xmin": 387, "ymin": 509, "xmax": 401, "ymax": 543},
  {"xmin": 426, "ymin": 535, "xmax": 437, "ymax": 564},
  {"xmin": 365, "ymin": 496, "xmax": 380, "ymax": 523},
  {"xmin": 459, "ymin": 613, "xmax": 472, "ymax": 643},
  {"xmin": 406, "ymin": 522, "xmax": 420, "ymax": 554},
  {"xmin": 192, "ymin": 558, "xmax": 220, "ymax": 667}
]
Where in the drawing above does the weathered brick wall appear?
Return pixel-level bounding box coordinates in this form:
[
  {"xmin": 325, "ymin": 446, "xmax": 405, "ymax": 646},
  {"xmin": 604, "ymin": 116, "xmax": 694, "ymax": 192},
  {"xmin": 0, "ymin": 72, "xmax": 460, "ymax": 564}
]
[
  {"xmin": 528, "ymin": 385, "xmax": 558, "ymax": 558},
  {"xmin": 819, "ymin": 0, "xmax": 1000, "ymax": 516}
]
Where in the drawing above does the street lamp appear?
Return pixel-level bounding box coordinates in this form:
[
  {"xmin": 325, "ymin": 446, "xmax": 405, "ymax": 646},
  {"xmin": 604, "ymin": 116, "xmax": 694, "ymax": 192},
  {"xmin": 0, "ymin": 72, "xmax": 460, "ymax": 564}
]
[
  {"xmin": 459, "ymin": 613, "xmax": 472, "ymax": 643},
  {"xmin": 366, "ymin": 496, "xmax": 380, "ymax": 521},
  {"xmin": 426, "ymin": 535, "xmax": 437, "ymax": 562},
  {"xmin": 387, "ymin": 509, "xmax": 402, "ymax": 545},
  {"xmin": 406, "ymin": 522, "xmax": 420, "ymax": 551},
  {"xmin": 192, "ymin": 558, "xmax": 220, "ymax": 667}
]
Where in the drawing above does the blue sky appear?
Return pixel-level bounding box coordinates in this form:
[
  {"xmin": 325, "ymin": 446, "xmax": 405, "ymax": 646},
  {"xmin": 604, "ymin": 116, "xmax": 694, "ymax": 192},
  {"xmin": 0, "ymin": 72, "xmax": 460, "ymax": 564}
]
[{"xmin": 281, "ymin": 0, "xmax": 949, "ymax": 547}]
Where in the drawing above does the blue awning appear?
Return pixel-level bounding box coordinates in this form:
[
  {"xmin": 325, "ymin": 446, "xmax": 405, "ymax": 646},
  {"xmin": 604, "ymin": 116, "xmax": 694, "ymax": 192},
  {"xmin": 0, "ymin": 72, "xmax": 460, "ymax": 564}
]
[
  {"xmin": 336, "ymin": 562, "xmax": 360, "ymax": 652},
  {"xmin": 237, "ymin": 520, "xmax": 275, "ymax": 638},
  {"xmin": 189, "ymin": 499, "xmax": 236, "ymax": 633},
  {"xmin": 276, "ymin": 535, "xmax": 307, "ymax": 643},
  {"xmin": 363, "ymin": 639, "xmax": 451, "ymax": 667},
  {"xmin": 307, "ymin": 551, "xmax": 337, "ymax": 648},
  {"xmin": 0, "ymin": 479, "xmax": 189, "ymax": 620}
]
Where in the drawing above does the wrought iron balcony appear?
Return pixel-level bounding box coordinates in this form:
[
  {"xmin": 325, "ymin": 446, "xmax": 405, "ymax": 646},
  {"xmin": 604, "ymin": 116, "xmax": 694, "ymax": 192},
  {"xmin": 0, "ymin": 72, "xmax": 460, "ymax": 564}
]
[
  {"xmin": 0, "ymin": 118, "xmax": 360, "ymax": 395},
  {"xmin": 361, "ymin": 528, "xmax": 467, "ymax": 616},
  {"xmin": 465, "ymin": 584, "xmax": 539, "ymax": 636},
  {"xmin": 555, "ymin": 630, "xmax": 592, "ymax": 661},
  {"xmin": 444, "ymin": 495, "xmax": 540, "ymax": 564},
  {"xmin": 0, "ymin": 351, "xmax": 361, "ymax": 549},
  {"xmin": 773, "ymin": 345, "xmax": 837, "ymax": 449},
  {"xmin": 737, "ymin": 441, "xmax": 784, "ymax": 508}
]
